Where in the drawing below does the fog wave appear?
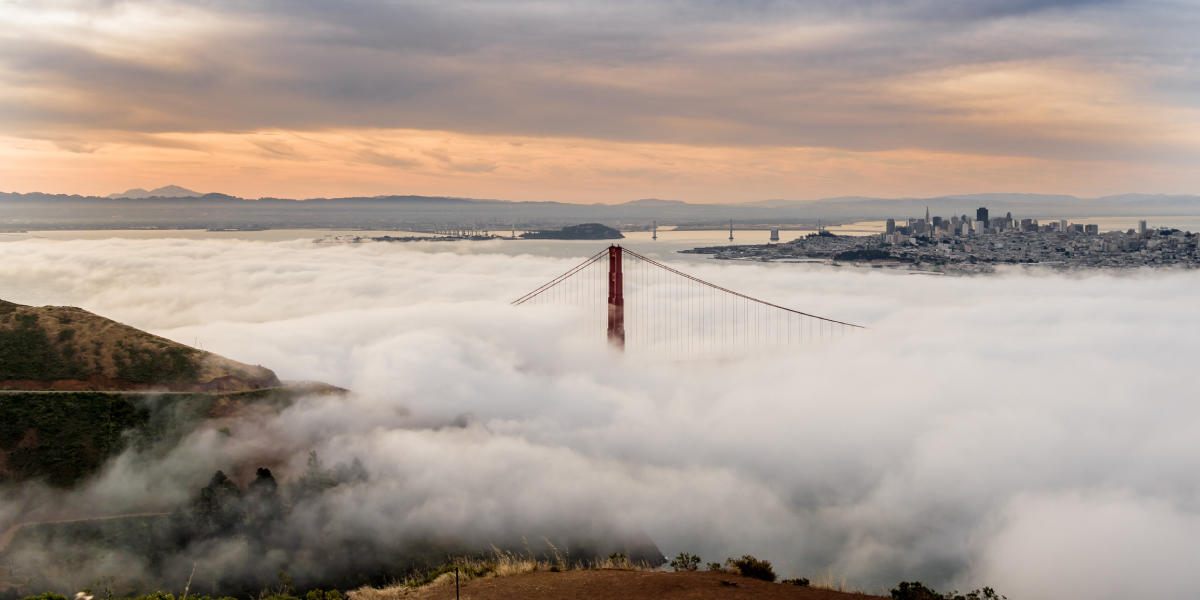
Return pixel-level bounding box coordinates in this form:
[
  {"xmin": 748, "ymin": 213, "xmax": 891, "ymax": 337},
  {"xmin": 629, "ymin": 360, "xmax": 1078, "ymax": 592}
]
[{"xmin": 2, "ymin": 237, "xmax": 1199, "ymax": 599}]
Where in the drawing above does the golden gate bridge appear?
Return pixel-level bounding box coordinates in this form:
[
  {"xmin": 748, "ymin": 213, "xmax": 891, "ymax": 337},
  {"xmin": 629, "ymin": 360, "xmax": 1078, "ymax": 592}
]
[{"xmin": 513, "ymin": 245, "xmax": 863, "ymax": 356}]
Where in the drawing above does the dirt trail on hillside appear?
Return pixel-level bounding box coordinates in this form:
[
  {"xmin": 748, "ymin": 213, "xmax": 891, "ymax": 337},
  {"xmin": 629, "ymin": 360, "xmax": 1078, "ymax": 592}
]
[
  {"xmin": 360, "ymin": 570, "xmax": 886, "ymax": 600},
  {"xmin": 0, "ymin": 512, "xmax": 169, "ymax": 554}
]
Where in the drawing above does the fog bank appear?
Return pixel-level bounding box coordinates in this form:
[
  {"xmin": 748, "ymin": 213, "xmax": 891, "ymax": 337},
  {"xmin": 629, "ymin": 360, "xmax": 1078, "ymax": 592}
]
[{"xmin": 2, "ymin": 238, "xmax": 1199, "ymax": 599}]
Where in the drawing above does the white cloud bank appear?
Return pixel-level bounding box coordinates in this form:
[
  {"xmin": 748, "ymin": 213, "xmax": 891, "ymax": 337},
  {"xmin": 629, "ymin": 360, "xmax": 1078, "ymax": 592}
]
[{"xmin": 2, "ymin": 237, "xmax": 1199, "ymax": 598}]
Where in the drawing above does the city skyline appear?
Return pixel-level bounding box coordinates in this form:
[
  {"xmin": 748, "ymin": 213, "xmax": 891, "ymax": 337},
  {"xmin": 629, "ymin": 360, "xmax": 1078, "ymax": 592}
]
[{"xmin": 699, "ymin": 204, "xmax": 1199, "ymax": 272}]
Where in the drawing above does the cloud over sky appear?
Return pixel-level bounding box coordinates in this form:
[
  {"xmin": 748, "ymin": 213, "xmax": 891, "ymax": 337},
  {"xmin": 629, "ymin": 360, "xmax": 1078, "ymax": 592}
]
[
  {"xmin": 1, "ymin": 1, "xmax": 1199, "ymax": 200},
  {"xmin": 3, "ymin": 237, "xmax": 1200, "ymax": 598}
]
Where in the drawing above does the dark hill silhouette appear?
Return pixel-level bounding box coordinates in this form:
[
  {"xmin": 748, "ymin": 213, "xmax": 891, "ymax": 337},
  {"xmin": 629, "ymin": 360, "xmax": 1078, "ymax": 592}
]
[
  {"xmin": 521, "ymin": 223, "xmax": 624, "ymax": 239},
  {"xmin": 107, "ymin": 184, "xmax": 201, "ymax": 199}
]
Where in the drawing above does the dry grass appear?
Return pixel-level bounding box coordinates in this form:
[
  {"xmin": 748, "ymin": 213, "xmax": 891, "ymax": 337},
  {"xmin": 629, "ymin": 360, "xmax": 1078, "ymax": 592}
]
[{"xmin": 809, "ymin": 569, "xmax": 864, "ymax": 594}]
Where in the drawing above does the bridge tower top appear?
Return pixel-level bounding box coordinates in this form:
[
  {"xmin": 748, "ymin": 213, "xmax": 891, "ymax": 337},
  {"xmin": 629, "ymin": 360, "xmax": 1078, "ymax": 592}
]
[{"xmin": 607, "ymin": 245, "xmax": 625, "ymax": 349}]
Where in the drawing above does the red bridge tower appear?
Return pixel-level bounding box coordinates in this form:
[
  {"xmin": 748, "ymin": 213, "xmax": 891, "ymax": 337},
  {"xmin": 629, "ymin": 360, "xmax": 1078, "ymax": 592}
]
[{"xmin": 606, "ymin": 245, "xmax": 625, "ymax": 349}]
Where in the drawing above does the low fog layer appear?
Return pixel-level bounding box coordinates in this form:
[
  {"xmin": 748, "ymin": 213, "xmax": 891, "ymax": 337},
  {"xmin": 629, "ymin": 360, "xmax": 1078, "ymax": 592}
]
[{"xmin": 3, "ymin": 237, "xmax": 1199, "ymax": 599}]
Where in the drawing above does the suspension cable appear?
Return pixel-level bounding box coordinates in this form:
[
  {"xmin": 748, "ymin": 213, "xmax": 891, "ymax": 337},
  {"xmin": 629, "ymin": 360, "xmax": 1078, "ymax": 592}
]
[
  {"xmin": 511, "ymin": 248, "xmax": 609, "ymax": 305},
  {"xmin": 621, "ymin": 248, "xmax": 865, "ymax": 328}
]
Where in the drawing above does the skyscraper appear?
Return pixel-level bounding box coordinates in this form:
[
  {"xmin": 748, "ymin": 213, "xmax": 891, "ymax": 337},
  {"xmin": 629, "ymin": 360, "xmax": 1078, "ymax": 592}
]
[{"xmin": 976, "ymin": 207, "xmax": 989, "ymax": 225}]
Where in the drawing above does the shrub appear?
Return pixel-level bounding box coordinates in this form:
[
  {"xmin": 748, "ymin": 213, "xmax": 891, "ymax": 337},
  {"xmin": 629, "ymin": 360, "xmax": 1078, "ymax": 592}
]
[
  {"xmin": 891, "ymin": 581, "xmax": 942, "ymax": 600},
  {"xmin": 725, "ymin": 555, "xmax": 776, "ymax": 582},
  {"xmin": 21, "ymin": 594, "xmax": 69, "ymax": 600},
  {"xmin": 606, "ymin": 552, "xmax": 630, "ymax": 568},
  {"xmin": 782, "ymin": 577, "xmax": 810, "ymax": 586},
  {"xmin": 706, "ymin": 562, "xmax": 723, "ymax": 572},
  {"xmin": 890, "ymin": 581, "xmax": 1007, "ymax": 600},
  {"xmin": 304, "ymin": 591, "xmax": 343, "ymax": 600},
  {"xmin": 948, "ymin": 588, "xmax": 1006, "ymax": 600},
  {"xmin": 260, "ymin": 570, "xmax": 298, "ymax": 600},
  {"xmin": 0, "ymin": 313, "xmax": 88, "ymax": 380},
  {"xmin": 126, "ymin": 593, "xmax": 175, "ymax": 600},
  {"xmin": 669, "ymin": 552, "xmax": 701, "ymax": 572},
  {"xmin": 113, "ymin": 341, "xmax": 199, "ymax": 384}
]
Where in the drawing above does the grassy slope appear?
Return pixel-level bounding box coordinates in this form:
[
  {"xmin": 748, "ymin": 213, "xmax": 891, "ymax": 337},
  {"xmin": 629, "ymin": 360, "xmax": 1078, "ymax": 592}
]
[{"xmin": 0, "ymin": 299, "xmax": 280, "ymax": 392}]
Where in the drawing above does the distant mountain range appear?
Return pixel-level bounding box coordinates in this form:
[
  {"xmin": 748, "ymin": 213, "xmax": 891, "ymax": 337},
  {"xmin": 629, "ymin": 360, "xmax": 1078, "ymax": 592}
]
[
  {"xmin": 107, "ymin": 184, "xmax": 202, "ymax": 199},
  {"xmin": 2, "ymin": 188, "xmax": 1198, "ymax": 230}
]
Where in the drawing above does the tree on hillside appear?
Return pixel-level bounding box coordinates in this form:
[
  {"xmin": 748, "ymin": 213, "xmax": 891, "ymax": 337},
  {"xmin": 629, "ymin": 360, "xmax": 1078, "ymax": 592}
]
[{"xmin": 194, "ymin": 470, "xmax": 244, "ymax": 535}]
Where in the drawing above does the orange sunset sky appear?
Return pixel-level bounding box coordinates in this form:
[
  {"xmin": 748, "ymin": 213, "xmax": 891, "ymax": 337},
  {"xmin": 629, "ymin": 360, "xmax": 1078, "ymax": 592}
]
[{"xmin": 2, "ymin": 1, "xmax": 1198, "ymax": 203}]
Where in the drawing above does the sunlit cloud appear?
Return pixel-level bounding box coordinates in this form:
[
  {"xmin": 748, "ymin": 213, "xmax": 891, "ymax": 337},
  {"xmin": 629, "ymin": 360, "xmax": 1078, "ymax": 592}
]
[
  {"xmin": 2, "ymin": 128, "xmax": 1196, "ymax": 202},
  {"xmin": 2, "ymin": 0, "xmax": 1198, "ymax": 199},
  {"xmin": 889, "ymin": 61, "xmax": 1200, "ymax": 154}
]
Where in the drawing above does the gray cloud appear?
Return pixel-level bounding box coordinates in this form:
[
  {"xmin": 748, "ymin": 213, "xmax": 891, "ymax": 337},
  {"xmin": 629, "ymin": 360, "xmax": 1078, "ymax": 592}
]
[
  {"xmin": 1, "ymin": 237, "xmax": 1199, "ymax": 598},
  {"xmin": 2, "ymin": 1, "xmax": 1198, "ymax": 162}
]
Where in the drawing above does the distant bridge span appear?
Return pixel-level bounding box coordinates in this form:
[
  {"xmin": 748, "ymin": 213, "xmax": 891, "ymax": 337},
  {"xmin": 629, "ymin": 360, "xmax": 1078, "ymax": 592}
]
[{"xmin": 513, "ymin": 245, "xmax": 863, "ymax": 355}]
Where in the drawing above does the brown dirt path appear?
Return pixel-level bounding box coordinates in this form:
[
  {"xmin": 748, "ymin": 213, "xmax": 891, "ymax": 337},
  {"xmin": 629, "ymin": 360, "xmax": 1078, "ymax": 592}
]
[
  {"xmin": 0, "ymin": 512, "xmax": 169, "ymax": 554},
  {"xmin": 373, "ymin": 569, "xmax": 886, "ymax": 600}
]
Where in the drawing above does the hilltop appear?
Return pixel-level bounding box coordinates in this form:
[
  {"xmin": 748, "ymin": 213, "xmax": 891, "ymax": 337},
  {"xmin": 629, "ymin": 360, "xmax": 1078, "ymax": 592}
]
[
  {"xmin": 106, "ymin": 185, "xmax": 201, "ymax": 199},
  {"xmin": 0, "ymin": 299, "xmax": 279, "ymax": 392}
]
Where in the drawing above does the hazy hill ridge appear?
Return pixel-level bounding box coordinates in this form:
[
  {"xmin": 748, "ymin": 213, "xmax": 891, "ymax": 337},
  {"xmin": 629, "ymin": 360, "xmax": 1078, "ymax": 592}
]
[
  {"xmin": 2, "ymin": 190, "xmax": 1199, "ymax": 231},
  {"xmin": 106, "ymin": 184, "xmax": 201, "ymax": 199},
  {"xmin": 0, "ymin": 299, "xmax": 279, "ymax": 392}
]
